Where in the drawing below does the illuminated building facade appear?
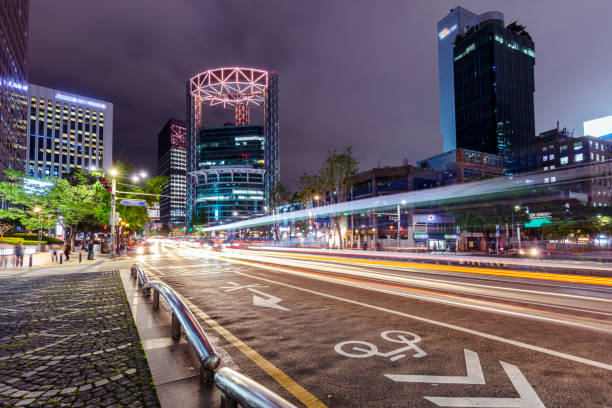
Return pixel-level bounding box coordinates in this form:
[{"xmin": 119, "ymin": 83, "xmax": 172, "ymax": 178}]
[
  {"xmin": 195, "ymin": 125, "xmax": 265, "ymax": 223},
  {"xmin": 536, "ymin": 126, "xmax": 612, "ymax": 208},
  {"xmin": 0, "ymin": 0, "xmax": 29, "ymax": 178},
  {"xmin": 186, "ymin": 67, "xmax": 279, "ymax": 226},
  {"xmin": 26, "ymin": 84, "xmax": 113, "ymax": 178},
  {"xmin": 157, "ymin": 118, "xmax": 186, "ymax": 227},
  {"xmin": 437, "ymin": 6, "xmax": 477, "ymax": 153},
  {"xmin": 453, "ymin": 13, "xmax": 536, "ymax": 171}
]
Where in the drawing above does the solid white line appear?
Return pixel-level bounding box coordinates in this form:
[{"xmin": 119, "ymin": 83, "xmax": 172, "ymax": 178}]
[{"xmin": 221, "ymin": 259, "xmax": 612, "ymax": 371}]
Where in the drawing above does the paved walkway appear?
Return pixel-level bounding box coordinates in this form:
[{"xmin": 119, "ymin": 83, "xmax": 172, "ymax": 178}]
[{"xmin": 0, "ymin": 270, "xmax": 160, "ymax": 407}]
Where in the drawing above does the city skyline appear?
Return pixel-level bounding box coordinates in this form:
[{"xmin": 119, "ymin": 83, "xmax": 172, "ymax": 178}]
[{"xmin": 27, "ymin": 0, "xmax": 612, "ymax": 186}]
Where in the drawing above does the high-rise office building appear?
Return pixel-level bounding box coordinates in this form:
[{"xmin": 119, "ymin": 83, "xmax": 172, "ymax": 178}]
[
  {"xmin": 437, "ymin": 7, "xmax": 477, "ymax": 153},
  {"xmin": 186, "ymin": 67, "xmax": 279, "ymax": 226},
  {"xmin": 26, "ymin": 85, "xmax": 113, "ymax": 178},
  {"xmin": 453, "ymin": 13, "xmax": 535, "ymax": 170},
  {"xmin": 195, "ymin": 124, "xmax": 266, "ymax": 223},
  {"xmin": 157, "ymin": 118, "xmax": 186, "ymax": 228},
  {"xmin": 0, "ymin": 0, "xmax": 29, "ymax": 177}
]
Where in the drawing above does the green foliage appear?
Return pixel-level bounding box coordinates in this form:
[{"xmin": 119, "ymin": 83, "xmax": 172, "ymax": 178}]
[
  {"xmin": 8, "ymin": 233, "xmax": 63, "ymax": 244},
  {"xmin": 0, "ymin": 237, "xmax": 42, "ymax": 245}
]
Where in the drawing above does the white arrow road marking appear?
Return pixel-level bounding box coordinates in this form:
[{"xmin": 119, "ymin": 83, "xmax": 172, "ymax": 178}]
[
  {"xmin": 385, "ymin": 349, "xmax": 485, "ymax": 384},
  {"xmin": 424, "ymin": 361, "xmax": 545, "ymax": 407},
  {"xmin": 249, "ymin": 288, "xmax": 291, "ymax": 311}
]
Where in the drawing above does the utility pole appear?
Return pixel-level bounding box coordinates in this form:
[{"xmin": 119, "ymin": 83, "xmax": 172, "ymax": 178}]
[{"xmin": 109, "ymin": 178, "xmax": 117, "ymax": 259}]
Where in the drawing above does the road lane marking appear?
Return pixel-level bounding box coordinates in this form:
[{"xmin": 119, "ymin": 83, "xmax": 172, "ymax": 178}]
[
  {"xmin": 386, "ymin": 349, "xmax": 484, "ymax": 384},
  {"xmin": 141, "ymin": 262, "xmax": 326, "ymax": 408},
  {"xmin": 182, "ymin": 297, "xmax": 322, "ymax": 407},
  {"xmin": 335, "ymin": 330, "xmax": 427, "ymax": 360},
  {"xmin": 425, "ymin": 360, "xmax": 545, "ymax": 407},
  {"xmin": 238, "ymin": 251, "xmax": 612, "ymax": 287},
  {"xmin": 222, "ymin": 257, "xmax": 612, "ymax": 333},
  {"xmin": 220, "ymin": 258, "xmax": 612, "ymax": 371},
  {"xmin": 224, "ymin": 252, "xmax": 612, "ymax": 317}
]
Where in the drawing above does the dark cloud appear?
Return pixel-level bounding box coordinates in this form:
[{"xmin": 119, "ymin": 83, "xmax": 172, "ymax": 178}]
[{"xmin": 29, "ymin": 0, "xmax": 612, "ymax": 187}]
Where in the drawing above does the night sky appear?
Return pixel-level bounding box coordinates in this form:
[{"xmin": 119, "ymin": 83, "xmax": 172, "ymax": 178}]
[{"xmin": 29, "ymin": 0, "xmax": 612, "ymax": 187}]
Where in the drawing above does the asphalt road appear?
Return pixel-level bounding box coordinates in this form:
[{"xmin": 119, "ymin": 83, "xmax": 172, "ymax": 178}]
[{"xmin": 136, "ymin": 244, "xmax": 612, "ymax": 408}]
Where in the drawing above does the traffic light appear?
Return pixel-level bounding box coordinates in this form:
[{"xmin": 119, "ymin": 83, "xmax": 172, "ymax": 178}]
[{"xmin": 103, "ymin": 225, "xmax": 107, "ymax": 230}]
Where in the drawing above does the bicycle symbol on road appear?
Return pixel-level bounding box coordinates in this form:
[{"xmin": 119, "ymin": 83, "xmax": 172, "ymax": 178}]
[{"xmin": 334, "ymin": 331, "xmax": 427, "ymax": 361}]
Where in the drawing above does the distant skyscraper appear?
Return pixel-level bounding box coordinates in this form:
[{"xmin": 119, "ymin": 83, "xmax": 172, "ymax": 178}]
[
  {"xmin": 26, "ymin": 85, "xmax": 113, "ymax": 178},
  {"xmin": 0, "ymin": 0, "xmax": 29, "ymax": 177},
  {"xmin": 157, "ymin": 118, "xmax": 186, "ymax": 228},
  {"xmin": 437, "ymin": 6, "xmax": 477, "ymax": 153},
  {"xmin": 453, "ymin": 12, "xmax": 536, "ymax": 170}
]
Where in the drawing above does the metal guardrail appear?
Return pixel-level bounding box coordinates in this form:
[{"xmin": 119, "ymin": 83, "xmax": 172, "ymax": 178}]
[
  {"xmin": 215, "ymin": 367, "xmax": 297, "ymax": 408},
  {"xmin": 130, "ymin": 264, "xmax": 297, "ymax": 407}
]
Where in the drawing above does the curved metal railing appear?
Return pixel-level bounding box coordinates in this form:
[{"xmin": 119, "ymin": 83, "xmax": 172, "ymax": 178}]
[
  {"xmin": 214, "ymin": 367, "xmax": 297, "ymax": 408},
  {"xmin": 130, "ymin": 264, "xmax": 220, "ymax": 381},
  {"xmin": 130, "ymin": 264, "xmax": 297, "ymax": 407}
]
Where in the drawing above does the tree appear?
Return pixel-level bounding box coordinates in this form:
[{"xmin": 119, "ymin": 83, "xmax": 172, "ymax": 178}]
[{"xmin": 318, "ymin": 147, "xmax": 359, "ymax": 249}]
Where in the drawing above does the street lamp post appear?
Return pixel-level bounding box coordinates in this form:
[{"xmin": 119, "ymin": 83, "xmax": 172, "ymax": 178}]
[
  {"xmin": 33, "ymin": 207, "xmax": 42, "ymax": 251},
  {"xmin": 109, "ymin": 169, "xmax": 117, "ymax": 259}
]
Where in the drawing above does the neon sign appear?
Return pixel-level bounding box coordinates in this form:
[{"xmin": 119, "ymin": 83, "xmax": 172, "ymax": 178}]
[
  {"xmin": 438, "ymin": 24, "xmax": 457, "ymax": 40},
  {"xmin": 55, "ymin": 93, "xmax": 107, "ymax": 110}
]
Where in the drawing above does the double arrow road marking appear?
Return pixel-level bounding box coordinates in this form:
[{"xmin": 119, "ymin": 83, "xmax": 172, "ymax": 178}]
[{"xmin": 386, "ymin": 349, "xmax": 545, "ymax": 407}]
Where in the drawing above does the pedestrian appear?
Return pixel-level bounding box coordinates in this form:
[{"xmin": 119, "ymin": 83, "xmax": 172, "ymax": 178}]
[
  {"xmin": 64, "ymin": 243, "xmax": 71, "ymax": 261},
  {"xmin": 14, "ymin": 242, "xmax": 24, "ymax": 267},
  {"xmin": 87, "ymin": 240, "xmax": 94, "ymax": 260}
]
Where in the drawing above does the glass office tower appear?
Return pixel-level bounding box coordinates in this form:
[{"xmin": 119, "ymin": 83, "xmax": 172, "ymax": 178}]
[
  {"xmin": 0, "ymin": 0, "xmax": 29, "ymax": 177},
  {"xmin": 195, "ymin": 125, "xmax": 266, "ymax": 224},
  {"xmin": 157, "ymin": 118, "xmax": 187, "ymax": 228},
  {"xmin": 437, "ymin": 7, "xmax": 477, "ymax": 153},
  {"xmin": 453, "ymin": 14, "xmax": 535, "ymax": 170}
]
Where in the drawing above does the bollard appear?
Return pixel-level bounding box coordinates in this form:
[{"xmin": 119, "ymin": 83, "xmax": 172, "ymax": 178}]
[
  {"xmin": 59, "ymin": 254, "xmax": 63, "ymax": 264},
  {"xmin": 153, "ymin": 289, "xmax": 159, "ymax": 311},
  {"xmin": 171, "ymin": 312, "xmax": 181, "ymax": 341},
  {"xmin": 29, "ymin": 254, "xmax": 33, "ymax": 267},
  {"xmin": 79, "ymin": 252, "xmax": 82, "ymax": 263}
]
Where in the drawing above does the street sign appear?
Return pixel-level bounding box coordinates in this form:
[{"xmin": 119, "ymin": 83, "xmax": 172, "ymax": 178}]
[
  {"xmin": 120, "ymin": 199, "xmax": 147, "ymax": 207},
  {"xmin": 495, "ymin": 224, "xmax": 500, "ymax": 237}
]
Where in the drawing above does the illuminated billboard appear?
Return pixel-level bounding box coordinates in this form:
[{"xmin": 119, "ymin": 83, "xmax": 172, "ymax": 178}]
[{"xmin": 584, "ymin": 115, "xmax": 612, "ymax": 138}]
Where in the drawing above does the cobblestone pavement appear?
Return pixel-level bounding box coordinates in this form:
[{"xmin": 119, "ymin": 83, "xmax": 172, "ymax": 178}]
[{"xmin": 0, "ymin": 271, "xmax": 160, "ymax": 407}]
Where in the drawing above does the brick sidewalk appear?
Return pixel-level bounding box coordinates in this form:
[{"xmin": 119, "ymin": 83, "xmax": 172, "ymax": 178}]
[{"xmin": 0, "ymin": 271, "xmax": 160, "ymax": 407}]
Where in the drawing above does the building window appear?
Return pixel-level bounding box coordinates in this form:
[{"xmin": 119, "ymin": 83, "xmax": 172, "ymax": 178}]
[
  {"xmin": 560, "ymin": 145, "xmax": 567, "ymax": 153},
  {"xmin": 549, "ymin": 154, "xmax": 555, "ymax": 160},
  {"xmin": 549, "ymin": 165, "xmax": 555, "ymax": 170},
  {"xmin": 542, "ymin": 155, "xmax": 548, "ymax": 162},
  {"xmin": 560, "ymin": 156, "xmax": 569, "ymax": 165},
  {"xmin": 575, "ymin": 153, "xmax": 584, "ymax": 162},
  {"xmin": 574, "ymin": 141, "xmax": 582, "ymax": 150}
]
